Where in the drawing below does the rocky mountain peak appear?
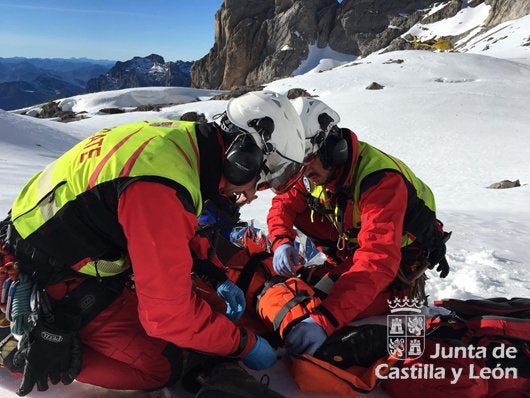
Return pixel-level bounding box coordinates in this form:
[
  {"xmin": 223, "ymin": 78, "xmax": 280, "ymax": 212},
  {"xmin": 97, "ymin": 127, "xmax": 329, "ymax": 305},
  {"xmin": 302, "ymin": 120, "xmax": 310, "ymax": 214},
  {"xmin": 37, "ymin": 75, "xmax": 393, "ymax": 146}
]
[
  {"xmin": 86, "ymin": 54, "xmax": 192, "ymax": 93},
  {"xmin": 192, "ymin": 0, "xmax": 338, "ymax": 90},
  {"xmin": 191, "ymin": 0, "xmax": 530, "ymax": 90}
]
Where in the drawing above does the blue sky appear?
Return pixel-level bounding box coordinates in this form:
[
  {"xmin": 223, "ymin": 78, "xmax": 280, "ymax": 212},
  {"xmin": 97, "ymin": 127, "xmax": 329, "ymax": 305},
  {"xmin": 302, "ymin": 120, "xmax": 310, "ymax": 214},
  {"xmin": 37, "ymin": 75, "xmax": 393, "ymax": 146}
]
[{"xmin": 0, "ymin": 0, "xmax": 224, "ymax": 61}]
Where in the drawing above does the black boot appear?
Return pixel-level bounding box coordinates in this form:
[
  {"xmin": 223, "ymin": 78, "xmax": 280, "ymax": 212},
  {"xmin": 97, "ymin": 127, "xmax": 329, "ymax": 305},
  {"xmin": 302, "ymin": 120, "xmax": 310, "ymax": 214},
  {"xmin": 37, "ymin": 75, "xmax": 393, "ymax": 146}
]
[
  {"xmin": 195, "ymin": 362, "xmax": 285, "ymax": 398},
  {"xmin": 180, "ymin": 350, "xmax": 223, "ymax": 394}
]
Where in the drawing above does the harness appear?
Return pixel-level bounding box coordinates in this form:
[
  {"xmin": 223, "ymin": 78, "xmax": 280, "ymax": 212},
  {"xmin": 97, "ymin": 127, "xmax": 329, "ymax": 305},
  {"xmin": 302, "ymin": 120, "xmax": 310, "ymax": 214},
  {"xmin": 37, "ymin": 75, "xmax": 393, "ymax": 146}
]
[{"xmin": 304, "ymin": 140, "xmax": 450, "ymax": 298}]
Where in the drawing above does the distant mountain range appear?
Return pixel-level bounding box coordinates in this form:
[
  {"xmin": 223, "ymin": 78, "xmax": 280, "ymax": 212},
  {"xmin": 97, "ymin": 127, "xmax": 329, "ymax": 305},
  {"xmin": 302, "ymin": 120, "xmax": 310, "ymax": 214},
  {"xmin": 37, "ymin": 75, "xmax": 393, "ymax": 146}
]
[
  {"xmin": 85, "ymin": 54, "xmax": 191, "ymax": 93},
  {"xmin": 0, "ymin": 58, "xmax": 113, "ymax": 110},
  {"xmin": 0, "ymin": 55, "xmax": 192, "ymax": 111}
]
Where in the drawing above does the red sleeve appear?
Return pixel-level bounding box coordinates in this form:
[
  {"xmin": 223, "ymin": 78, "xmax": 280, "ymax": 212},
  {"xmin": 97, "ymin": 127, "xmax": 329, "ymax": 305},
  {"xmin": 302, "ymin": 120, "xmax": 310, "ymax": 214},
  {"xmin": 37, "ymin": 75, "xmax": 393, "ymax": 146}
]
[
  {"xmin": 311, "ymin": 173, "xmax": 407, "ymax": 335},
  {"xmin": 267, "ymin": 179, "xmax": 309, "ymax": 250},
  {"xmin": 118, "ymin": 181, "xmax": 254, "ymax": 357}
]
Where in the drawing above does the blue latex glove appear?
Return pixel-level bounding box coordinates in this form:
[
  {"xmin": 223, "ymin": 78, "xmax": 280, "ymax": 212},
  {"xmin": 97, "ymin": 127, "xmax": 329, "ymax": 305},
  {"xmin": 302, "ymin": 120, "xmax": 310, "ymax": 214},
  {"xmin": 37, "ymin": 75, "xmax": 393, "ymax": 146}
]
[
  {"xmin": 216, "ymin": 280, "xmax": 246, "ymax": 321},
  {"xmin": 273, "ymin": 243, "xmax": 298, "ymax": 276},
  {"xmin": 285, "ymin": 317, "xmax": 327, "ymax": 355},
  {"xmin": 242, "ymin": 336, "xmax": 277, "ymax": 370}
]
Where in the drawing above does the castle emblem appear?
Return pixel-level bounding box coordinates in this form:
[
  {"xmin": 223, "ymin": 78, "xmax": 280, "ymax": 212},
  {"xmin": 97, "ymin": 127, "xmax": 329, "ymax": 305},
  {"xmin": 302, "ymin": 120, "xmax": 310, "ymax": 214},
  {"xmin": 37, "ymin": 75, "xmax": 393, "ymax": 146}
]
[{"xmin": 387, "ymin": 296, "xmax": 425, "ymax": 360}]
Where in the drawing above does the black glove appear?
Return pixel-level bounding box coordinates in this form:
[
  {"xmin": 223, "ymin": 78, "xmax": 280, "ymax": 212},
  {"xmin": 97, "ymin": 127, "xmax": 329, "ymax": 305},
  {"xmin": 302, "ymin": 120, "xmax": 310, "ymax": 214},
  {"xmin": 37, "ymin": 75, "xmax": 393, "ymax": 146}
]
[
  {"xmin": 13, "ymin": 316, "xmax": 82, "ymax": 396},
  {"xmin": 427, "ymin": 231, "xmax": 451, "ymax": 279},
  {"xmin": 433, "ymin": 257, "xmax": 450, "ymax": 278},
  {"xmin": 193, "ymin": 259, "xmax": 228, "ymax": 288},
  {"xmin": 207, "ymin": 194, "xmax": 241, "ymax": 226}
]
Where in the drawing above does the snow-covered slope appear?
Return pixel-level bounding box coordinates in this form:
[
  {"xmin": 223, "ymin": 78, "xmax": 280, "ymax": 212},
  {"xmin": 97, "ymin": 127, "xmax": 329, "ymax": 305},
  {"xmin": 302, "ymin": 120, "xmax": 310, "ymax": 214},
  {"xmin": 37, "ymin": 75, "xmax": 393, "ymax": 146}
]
[{"xmin": 0, "ymin": 12, "xmax": 529, "ymax": 398}]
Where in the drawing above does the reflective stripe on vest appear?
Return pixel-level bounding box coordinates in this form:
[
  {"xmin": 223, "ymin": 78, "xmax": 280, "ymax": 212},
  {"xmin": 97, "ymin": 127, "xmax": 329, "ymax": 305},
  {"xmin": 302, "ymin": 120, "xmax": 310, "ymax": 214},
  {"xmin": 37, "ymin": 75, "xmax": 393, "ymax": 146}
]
[
  {"xmin": 309, "ymin": 141, "xmax": 436, "ymax": 248},
  {"xmin": 11, "ymin": 120, "xmax": 203, "ymax": 276}
]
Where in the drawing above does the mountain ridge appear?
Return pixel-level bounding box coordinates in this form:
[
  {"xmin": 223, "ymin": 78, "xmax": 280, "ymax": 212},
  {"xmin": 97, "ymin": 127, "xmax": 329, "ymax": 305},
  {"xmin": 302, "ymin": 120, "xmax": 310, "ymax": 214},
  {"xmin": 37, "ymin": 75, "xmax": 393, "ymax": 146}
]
[
  {"xmin": 0, "ymin": 57, "xmax": 114, "ymax": 111},
  {"xmin": 191, "ymin": 0, "xmax": 530, "ymax": 89},
  {"xmin": 0, "ymin": 55, "xmax": 192, "ymax": 111},
  {"xmin": 85, "ymin": 54, "xmax": 192, "ymax": 93}
]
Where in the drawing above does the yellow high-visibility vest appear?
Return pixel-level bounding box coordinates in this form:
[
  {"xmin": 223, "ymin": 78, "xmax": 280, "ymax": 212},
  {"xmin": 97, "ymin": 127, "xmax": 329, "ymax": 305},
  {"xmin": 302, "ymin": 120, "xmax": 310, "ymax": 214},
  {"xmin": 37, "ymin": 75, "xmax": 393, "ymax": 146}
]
[{"xmin": 11, "ymin": 120, "xmax": 203, "ymax": 277}]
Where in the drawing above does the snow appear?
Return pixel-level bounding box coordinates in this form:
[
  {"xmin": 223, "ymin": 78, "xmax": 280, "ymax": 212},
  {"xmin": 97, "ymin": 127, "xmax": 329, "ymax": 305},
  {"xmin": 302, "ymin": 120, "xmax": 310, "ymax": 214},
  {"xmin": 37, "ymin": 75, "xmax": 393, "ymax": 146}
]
[
  {"xmin": 1, "ymin": 11, "xmax": 530, "ymax": 398},
  {"xmin": 55, "ymin": 87, "xmax": 224, "ymax": 114},
  {"xmin": 255, "ymin": 49, "xmax": 530, "ymax": 307},
  {"xmin": 407, "ymin": 3, "xmax": 491, "ymax": 40},
  {"xmin": 424, "ymin": 2, "xmax": 450, "ymax": 18},
  {"xmin": 462, "ymin": 14, "xmax": 530, "ymax": 63},
  {"xmin": 149, "ymin": 64, "xmax": 167, "ymax": 75},
  {"xmin": 292, "ymin": 44, "xmax": 357, "ymax": 75}
]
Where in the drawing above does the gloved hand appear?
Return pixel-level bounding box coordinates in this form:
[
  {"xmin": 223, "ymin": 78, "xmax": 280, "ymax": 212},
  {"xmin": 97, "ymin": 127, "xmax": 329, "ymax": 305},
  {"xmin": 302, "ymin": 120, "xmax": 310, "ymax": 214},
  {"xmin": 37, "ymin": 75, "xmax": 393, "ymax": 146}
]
[
  {"xmin": 427, "ymin": 230, "xmax": 451, "ymax": 278},
  {"xmin": 272, "ymin": 244, "xmax": 298, "ymax": 276},
  {"xmin": 12, "ymin": 319, "xmax": 82, "ymax": 396},
  {"xmin": 216, "ymin": 280, "xmax": 246, "ymax": 321},
  {"xmin": 285, "ymin": 317, "xmax": 327, "ymax": 355},
  {"xmin": 242, "ymin": 336, "xmax": 277, "ymax": 370},
  {"xmin": 433, "ymin": 257, "xmax": 450, "ymax": 278}
]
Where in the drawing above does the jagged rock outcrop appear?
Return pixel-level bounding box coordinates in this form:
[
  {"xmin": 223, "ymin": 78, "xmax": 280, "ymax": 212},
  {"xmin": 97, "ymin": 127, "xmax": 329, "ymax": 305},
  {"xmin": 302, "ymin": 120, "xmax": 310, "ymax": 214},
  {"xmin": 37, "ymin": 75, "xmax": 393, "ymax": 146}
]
[
  {"xmin": 485, "ymin": 0, "xmax": 530, "ymax": 27},
  {"xmin": 86, "ymin": 54, "xmax": 192, "ymax": 93},
  {"xmin": 192, "ymin": 0, "xmax": 338, "ymax": 90},
  {"xmin": 192, "ymin": 0, "xmax": 530, "ymax": 90},
  {"xmin": 487, "ymin": 179, "xmax": 521, "ymax": 189},
  {"xmin": 192, "ymin": 0, "xmax": 440, "ymax": 89},
  {"xmin": 327, "ymin": 0, "xmax": 439, "ymax": 56}
]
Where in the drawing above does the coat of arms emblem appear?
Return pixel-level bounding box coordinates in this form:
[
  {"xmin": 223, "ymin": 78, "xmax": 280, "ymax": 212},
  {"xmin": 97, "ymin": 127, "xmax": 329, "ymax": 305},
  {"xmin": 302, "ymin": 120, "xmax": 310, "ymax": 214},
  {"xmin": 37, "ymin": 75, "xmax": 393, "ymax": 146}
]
[{"xmin": 387, "ymin": 297, "xmax": 425, "ymax": 360}]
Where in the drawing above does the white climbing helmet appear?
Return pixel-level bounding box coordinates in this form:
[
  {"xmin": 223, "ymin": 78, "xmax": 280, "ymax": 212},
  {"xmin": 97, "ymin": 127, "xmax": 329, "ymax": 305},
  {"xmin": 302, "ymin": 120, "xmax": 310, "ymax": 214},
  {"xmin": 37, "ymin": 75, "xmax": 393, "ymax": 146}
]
[
  {"xmin": 225, "ymin": 91, "xmax": 306, "ymax": 192},
  {"xmin": 291, "ymin": 97, "xmax": 341, "ymax": 161}
]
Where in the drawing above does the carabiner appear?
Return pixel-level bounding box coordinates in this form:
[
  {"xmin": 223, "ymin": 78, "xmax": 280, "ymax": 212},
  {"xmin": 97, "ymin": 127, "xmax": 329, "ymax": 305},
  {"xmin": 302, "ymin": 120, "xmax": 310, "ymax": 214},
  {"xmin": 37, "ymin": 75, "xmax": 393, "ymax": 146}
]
[{"xmin": 337, "ymin": 234, "xmax": 346, "ymax": 251}]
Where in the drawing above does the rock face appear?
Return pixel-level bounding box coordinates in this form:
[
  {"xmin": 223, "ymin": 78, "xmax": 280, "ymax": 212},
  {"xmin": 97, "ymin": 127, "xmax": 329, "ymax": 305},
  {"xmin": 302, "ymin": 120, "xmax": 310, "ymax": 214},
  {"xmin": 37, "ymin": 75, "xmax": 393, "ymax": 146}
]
[
  {"xmin": 192, "ymin": 0, "xmax": 530, "ymax": 89},
  {"xmin": 327, "ymin": 0, "xmax": 438, "ymax": 56},
  {"xmin": 192, "ymin": 0, "xmax": 338, "ymax": 90},
  {"xmin": 487, "ymin": 179, "xmax": 521, "ymax": 189},
  {"xmin": 191, "ymin": 0, "xmax": 439, "ymax": 89},
  {"xmin": 484, "ymin": 0, "xmax": 530, "ymax": 27},
  {"xmin": 86, "ymin": 54, "xmax": 192, "ymax": 93}
]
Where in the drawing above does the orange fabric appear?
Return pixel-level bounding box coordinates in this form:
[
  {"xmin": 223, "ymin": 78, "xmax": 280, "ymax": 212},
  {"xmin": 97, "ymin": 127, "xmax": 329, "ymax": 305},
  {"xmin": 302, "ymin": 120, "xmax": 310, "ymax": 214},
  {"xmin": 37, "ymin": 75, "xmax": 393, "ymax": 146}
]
[
  {"xmin": 224, "ymin": 249, "xmax": 274, "ymax": 336},
  {"xmin": 256, "ymin": 277, "xmax": 321, "ymax": 339},
  {"xmin": 288, "ymin": 353, "xmax": 398, "ymax": 396}
]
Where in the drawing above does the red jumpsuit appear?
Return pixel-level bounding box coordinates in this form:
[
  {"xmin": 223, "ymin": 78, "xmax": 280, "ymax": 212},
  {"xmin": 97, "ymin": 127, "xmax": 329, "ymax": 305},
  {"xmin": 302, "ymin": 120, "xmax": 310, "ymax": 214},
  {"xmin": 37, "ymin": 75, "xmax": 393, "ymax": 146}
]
[
  {"xmin": 47, "ymin": 181, "xmax": 254, "ymax": 390},
  {"xmin": 267, "ymin": 133, "xmax": 413, "ymax": 336}
]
